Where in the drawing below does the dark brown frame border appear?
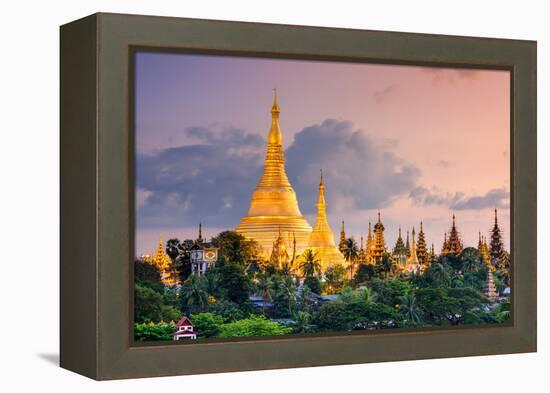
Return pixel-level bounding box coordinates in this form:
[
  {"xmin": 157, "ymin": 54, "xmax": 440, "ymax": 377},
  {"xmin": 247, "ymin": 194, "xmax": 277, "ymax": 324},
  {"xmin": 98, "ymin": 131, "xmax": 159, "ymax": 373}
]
[{"xmin": 60, "ymin": 12, "xmax": 536, "ymax": 380}]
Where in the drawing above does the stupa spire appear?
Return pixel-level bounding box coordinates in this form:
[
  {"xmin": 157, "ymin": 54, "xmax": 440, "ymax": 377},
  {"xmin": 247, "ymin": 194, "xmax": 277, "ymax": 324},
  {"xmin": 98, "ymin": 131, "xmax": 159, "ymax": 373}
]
[
  {"xmin": 306, "ymin": 172, "xmax": 345, "ymax": 269},
  {"xmin": 339, "ymin": 220, "xmax": 347, "ymax": 254},
  {"xmin": 236, "ymin": 91, "xmax": 312, "ymax": 255},
  {"xmin": 402, "ymin": 226, "xmax": 420, "ymax": 273},
  {"xmin": 446, "ymin": 213, "xmax": 463, "ymax": 256},
  {"xmin": 372, "ymin": 211, "xmax": 386, "ymax": 263}
]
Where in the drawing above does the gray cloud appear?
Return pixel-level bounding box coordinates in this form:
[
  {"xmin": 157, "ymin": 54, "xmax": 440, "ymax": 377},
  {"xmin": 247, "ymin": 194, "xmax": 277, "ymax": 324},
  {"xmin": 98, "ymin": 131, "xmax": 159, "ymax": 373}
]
[
  {"xmin": 451, "ymin": 188, "xmax": 510, "ymax": 210},
  {"xmin": 410, "ymin": 186, "xmax": 509, "ymax": 210},
  {"xmin": 136, "ymin": 126, "xmax": 264, "ymax": 228},
  {"xmin": 136, "ymin": 119, "xmax": 421, "ymax": 229},
  {"xmin": 286, "ymin": 119, "xmax": 421, "ymax": 215}
]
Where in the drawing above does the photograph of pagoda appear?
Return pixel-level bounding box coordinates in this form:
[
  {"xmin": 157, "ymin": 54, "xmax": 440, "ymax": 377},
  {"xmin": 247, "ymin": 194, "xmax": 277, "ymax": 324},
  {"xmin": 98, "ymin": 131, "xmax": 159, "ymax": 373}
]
[{"xmin": 133, "ymin": 52, "xmax": 511, "ymax": 342}]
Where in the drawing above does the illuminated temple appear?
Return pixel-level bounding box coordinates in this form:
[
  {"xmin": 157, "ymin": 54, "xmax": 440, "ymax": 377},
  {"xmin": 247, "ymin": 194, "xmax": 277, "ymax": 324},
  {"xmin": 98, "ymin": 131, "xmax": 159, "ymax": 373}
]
[
  {"xmin": 306, "ymin": 172, "xmax": 345, "ymax": 269},
  {"xmin": 236, "ymin": 92, "xmax": 313, "ymax": 256}
]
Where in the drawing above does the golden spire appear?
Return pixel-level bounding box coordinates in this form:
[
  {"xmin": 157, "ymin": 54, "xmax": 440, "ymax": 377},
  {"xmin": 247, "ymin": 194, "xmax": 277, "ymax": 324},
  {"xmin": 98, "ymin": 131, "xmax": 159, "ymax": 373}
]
[
  {"xmin": 306, "ymin": 172, "xmax": 345, "ymax": 269},
  {"xmin": 372, "ymin": 211, "xmax": 386, "ymax": 262},
  {"xmin": 309, "ymin": 171, "xmax": 333, "ymax": 244},
  {"xmin": 268, "ymin": 88, "xmax": 282, "ymax": 145},
  {"xmin": 150, "ymin": 236, "xmax": 178, "ymax": 286},
  {"xmin": 407, "ymin": 226, "xmax": 420, "ymax": 266},
  {"xmin": 236, "ymin": 91, "xmax": 312, "ymax": 256},
  {"xmin": 338, "ymin": 219, "xmax": 347, "ymax": 254}
]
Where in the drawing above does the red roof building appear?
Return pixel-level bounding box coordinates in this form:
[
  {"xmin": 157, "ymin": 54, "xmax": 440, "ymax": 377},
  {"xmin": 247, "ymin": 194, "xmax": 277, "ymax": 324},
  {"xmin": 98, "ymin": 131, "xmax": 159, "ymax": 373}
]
[{"xmin": 173, "ymin": 316, "xmax": 197, "ymax": 341}]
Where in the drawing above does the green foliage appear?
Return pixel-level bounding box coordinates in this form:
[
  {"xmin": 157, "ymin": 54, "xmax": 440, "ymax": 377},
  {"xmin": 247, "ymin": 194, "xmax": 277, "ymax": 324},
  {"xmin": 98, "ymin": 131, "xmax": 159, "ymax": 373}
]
[
  {"xmin": 299, "ymin": 249, "xmax": 322, "ymax": 278},
  {"xmin": 416, "ymin": 286, "xmax": 487, "ymax": 325},
  {"xmin": 207, "ymin": 300, "xmax": 246, "ymax": 322},
  {"xmin": 218, "ymin": 315, "xmax": 292, "ymax": 338},
  {"xmin": 191, "ymin": 312, "xmax": 224, "ymax": 338},
  {"xmin": 180, "ymin": 275, "xmax": 209, "ymax": 314},
  {"xmin": 211, "ymin": 231, "xmax": 261, "ymax": 265},
  {"xmin": 441, "ymin": 253, "xmax": 462, "ymax": 273},
  {"xmin": 380, "ymin": 253, "xmax": 394, "ymax": 279},
  {"xmin": 461, "ymin": 247, "xmax": 483, "ymax": 273},
  {"xmin": 425, "ymin": 262, "xmax": 451, "ymax": 287},
  {"xmin": 165, "ymin": 238, "xmax": 194, "ymax": 282},
  {"xmin": 343, "ymin": 237, "xmax": 359, "ymax": 263},
  {"xmin": 135, "ymin": 284, "xmax": 182, "ymax": 323},
  {"xmin": 296, "ymin": 284, "xmax": 317, "ymax": 313},
  {"xmin": 491, "ymin": 300, "xmax": 511, "ymax": 323},
  {"xmin": 324, "ymin": 264, "xmax": 346, "ymax": 294},
  {"xmin": 212, "ymin": 257, "xmax": 252, "ymax": 305},
  {"xmin": 271, "ymin": 274, "xmax": 298, "ymax": 318},
  {"xmin": 135, "ymin": 227, "xmax": 509, "ymax": 342},
  {"xmin": 255, "ymin": 272, "xmax": 274, "ymax": 315},
  {"xmin": 134, "ymin": 321, "xmax": 176, "ymax": 341},
  {"xmin": 368, "ymin": 278, "xmax": 408, "ymax": 307},
  {"xmin": 314, "ymin": 299, "xmax": 402, "ymax": 331},
  {"xmin": 353, "ymin": 263, "xmax": 376, "ymax": 285},
  {"xmin": 398, "ymin": 293, "xmax": 423, "ymax": 325},
  {"xmin": 292, "ymin": 311, "xmax": 314, "ymax": 333},
  {"xmin": 303, "ymin": 275, "xmax": 322, "ymax": 294},
  {"xmin": 134, "ymin": 260, "xmax": 164, "ymax": 293}
]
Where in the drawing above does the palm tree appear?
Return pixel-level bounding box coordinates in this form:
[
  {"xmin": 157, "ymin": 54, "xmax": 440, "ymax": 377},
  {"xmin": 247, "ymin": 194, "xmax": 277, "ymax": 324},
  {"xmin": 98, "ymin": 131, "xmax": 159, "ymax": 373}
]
[
  {"xmin": 344, "ymin": 237, "xmax": 359, "ymax": 280},
  {"xmin": 399, "ymin": 293, "xmax": 423, "ymax": 325},
  {"xmin": 359, "ymin": 286, "xmax": 378, "ymax": 305},
  {"xmin": 293, "ymin": 311, "xmax": 312, "ymax": 333},
  {"xmin": 278, "ymin": 275, "xmax": 297, "ymax": 316},
  {"xmin": 462, "ymin": 253, "xmax": 480, "ymax": 273},
  {"xmin": 430, "ymin": 262, "xmax": 450, "ymax": 286},
  {"xmin": 324, "ymin": 264, "xmax": 346, "ymax": 294},
  {"xmin": 180, "ymin": 274, "xmax": 208, "ymax": 313},
  {"xmin": 381, "ymin": 254, "xmax": 394, "ymax": 279},
  {"xmin": 256, "ymin": 272, "xmax": 274, "ymax": 315},
  {"xmin": 299, "ymin": 249, "xmax": 321, "ymax": 278},
  {"xmin": 297, "ymin": 284, "xmax": 316, "ymax": 312}
]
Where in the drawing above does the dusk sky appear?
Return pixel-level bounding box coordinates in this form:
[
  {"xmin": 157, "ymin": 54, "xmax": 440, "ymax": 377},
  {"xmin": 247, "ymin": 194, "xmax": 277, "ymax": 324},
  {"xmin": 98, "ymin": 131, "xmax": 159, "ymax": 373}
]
[{"xmin": 134, "ymin": 51, "xmax": 510, "ymax": 257}]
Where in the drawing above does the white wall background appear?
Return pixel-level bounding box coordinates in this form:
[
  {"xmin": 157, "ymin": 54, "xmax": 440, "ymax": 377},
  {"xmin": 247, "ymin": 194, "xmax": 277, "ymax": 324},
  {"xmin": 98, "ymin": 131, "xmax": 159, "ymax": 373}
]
[{"xmin": 0, "ymin": 0, "xmax": 547, "ymax": 390}]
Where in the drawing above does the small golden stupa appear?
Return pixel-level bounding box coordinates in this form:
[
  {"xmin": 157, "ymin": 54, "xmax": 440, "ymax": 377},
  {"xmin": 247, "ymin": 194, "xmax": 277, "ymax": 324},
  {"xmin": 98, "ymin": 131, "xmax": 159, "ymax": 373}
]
[
  {"xmin": 404, "ymin": 226, "xmax": 421, "ymax": 273},
  {"xmin": 236, "ymin": 91, "xmax": 312, "ymax": 255},
  {"xmin": 306, "ymin": 171, "xmax": 345, "ymax": 270}
]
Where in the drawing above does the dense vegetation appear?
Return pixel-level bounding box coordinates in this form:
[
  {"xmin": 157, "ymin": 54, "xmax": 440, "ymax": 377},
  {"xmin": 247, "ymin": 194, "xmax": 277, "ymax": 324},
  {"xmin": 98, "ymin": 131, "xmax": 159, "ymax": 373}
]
[{"xmin": 134, "ymin": 232, "xmax": 509, "ymax": 341}]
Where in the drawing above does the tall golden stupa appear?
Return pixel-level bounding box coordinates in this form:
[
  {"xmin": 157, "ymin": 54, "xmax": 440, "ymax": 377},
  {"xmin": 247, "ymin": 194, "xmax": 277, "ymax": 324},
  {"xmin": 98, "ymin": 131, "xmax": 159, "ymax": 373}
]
[
  {"xmin": 306, "ymin": 172, "xmax": 345, "ymax": 270},
  {"xmin": 236, "ymin": 91, "xmax": 312, "ymax": 255}
]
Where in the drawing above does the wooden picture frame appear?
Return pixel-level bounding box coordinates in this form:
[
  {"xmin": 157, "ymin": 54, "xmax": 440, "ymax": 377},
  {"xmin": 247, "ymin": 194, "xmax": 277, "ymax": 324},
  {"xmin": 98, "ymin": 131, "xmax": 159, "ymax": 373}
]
[{"xmin": 60, "ymin": 12, "xmax": 537, "ymax": 380}]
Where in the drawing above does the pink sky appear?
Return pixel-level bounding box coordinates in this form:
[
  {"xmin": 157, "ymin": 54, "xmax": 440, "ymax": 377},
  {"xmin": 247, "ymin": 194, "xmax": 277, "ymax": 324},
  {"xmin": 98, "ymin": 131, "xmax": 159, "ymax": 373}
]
[{"xmin": 135, "ymin": 53, "xmax": 510, "ymax": 256}]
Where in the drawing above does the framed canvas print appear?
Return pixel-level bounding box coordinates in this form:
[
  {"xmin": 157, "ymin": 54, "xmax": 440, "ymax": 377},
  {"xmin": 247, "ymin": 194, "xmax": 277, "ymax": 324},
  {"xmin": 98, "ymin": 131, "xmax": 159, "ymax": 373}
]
[{"xmin": 60, "ymin": 13, "xmax": 537, "ymax": 380}]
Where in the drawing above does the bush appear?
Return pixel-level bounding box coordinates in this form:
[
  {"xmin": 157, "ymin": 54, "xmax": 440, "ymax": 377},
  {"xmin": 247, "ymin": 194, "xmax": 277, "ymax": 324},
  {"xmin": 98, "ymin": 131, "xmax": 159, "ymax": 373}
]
[
  {"xmin": 314, "ymin": 299, "xmax": 402, "ymax": 331},
  {"xmin": 191, "ymin": 312, "xmax": 224, "ymax": 338},
  {"xmin": 218, "ymin": 315, "xmax": 292, "ymax": 338},
  {"xmin": 134, "ymin": 321, "xmax": 176, "ymax": 341}
]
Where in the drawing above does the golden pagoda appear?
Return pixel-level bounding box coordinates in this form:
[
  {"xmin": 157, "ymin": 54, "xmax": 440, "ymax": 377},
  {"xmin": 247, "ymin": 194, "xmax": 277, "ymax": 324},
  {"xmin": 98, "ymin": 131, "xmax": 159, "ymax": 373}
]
[
  {"xmin": 236, "ymin": 91, "xmax": 312, "ymax": 256},
  {"xmin": 484, "ymin": 270, "xmax": 499, "ymax": 302},
  {"xmin": 444, "ymin": 214, "xmax": 464, "ymax": 256},
  {"xmin": 366, "ymin": 221, "xmax": 375, "ymax": 263},
  {"xmin": 372, "ymin": 212, "xmax": 387, "ymax": 263},
  {"xmin": 338, "ymin": 220, "xmax": 347, "ymax": 254},
  {"xmin": 392, "ymin": 226, "xmax": 407, "ymax": 267},
  {"xmin": 150, "ymin": 236, "xmax": 179, "ymax": 287},
  {"xmin": 478, "ymin": 232, "xmax": 493, "ymax": 271},
  {"xmin": 269, "ymin": 228, "xmax": 290, "ymax": 270},
  {"xmin": 305, "ymin": 171, "xmax": 345, "ymax": 270},
  {"xmin": 404, "ymin": 227, "xmax": 421, "ymax": 273}
]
